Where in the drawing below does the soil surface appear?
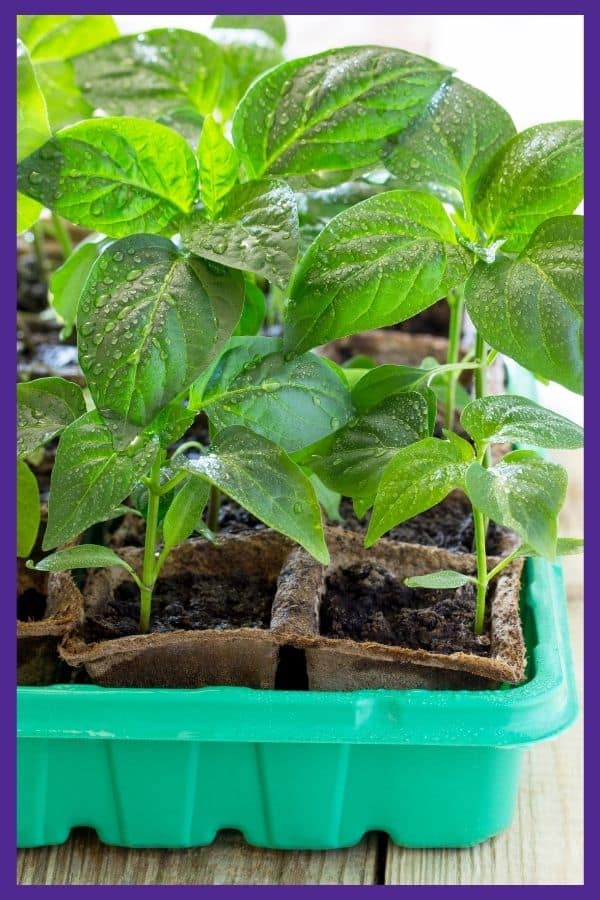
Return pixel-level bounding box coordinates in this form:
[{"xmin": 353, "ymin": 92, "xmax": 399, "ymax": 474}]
[
  {"xmin": 17, "ymin": 587, "xmax": 47, "ymax": 622},
  {"xmin": 17, "ymin": 319, "xmax": 81, "ymax": 382},
  {"xmin": 389, "ymin": 298, "xmax": 451, "ymax": 337},
  {"xmin": 84, "ymin": 573, "xmax": 275, "ymax": 641},
  {"xmin": 336, "ymin": 494, "xmax": 509, "ymax": 555},
  {"xmin": 321, "ymin": 561, "xmax": 490, "ymax": 656},
  {"xmin": 216, "ymin": 501, "xmax": 266, "ymax": 534},
  {"xmin": 17, "ymin": 251, "xmax": 49, "ymax": 313}
]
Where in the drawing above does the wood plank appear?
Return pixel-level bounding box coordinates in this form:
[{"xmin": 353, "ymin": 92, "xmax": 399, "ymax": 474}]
[{"xmin": 17, "ymin": 831, "xmax": 379, "ymax": 885}]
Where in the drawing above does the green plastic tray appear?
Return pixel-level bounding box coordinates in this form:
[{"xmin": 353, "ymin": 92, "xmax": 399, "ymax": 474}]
[{"xmin": 17, "ymin": 366, "xmax": 579, "ymax": 849}]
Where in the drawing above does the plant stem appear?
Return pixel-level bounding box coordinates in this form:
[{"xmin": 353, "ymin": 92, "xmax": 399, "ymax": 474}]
[
  {"xmin": 444, "ymin": 287, "xmax": 465, "ymax": 430},
  {"xmin": 32, "ymin": 221, "xmax": 47, "ymax": 283},
  {"xmin": 207, "ymin": 485, "xmax": 221, "ymax": 532},
  {"xmin": 486, "ymin": 546, "xmax": 523, "ymax": 582},
  {"xmin": 139, "ymin": 455, "xmax": 162, "ymax": 633},
  {"xmin": 51, "ymin": 212, "xmax": 73, "ymax": 260},
  {"xmin": 473, "ymin": 508, "xmax": 488, "ymax": 635},
  {"xmin": 475, "ymin": 331, "xmax": 487, "ymax": 400}
]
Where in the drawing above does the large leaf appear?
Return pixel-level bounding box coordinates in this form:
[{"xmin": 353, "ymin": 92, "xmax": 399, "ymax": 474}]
[
  {"xmin": 298, "ymin": 392, "xmax": 430, "ymax": 503},
  {"xmin": 232, "ymin": 46, "xmax": 451, "ymax": 178},
  {"xmin": 44, "ymin": 412, "xmax": 158, "ymax": 549},
  {"xmin": 285, "ymin": 190, "xmax": 472, "ymax": 353},
  {"xmin": 385, "ymin": 77, "xmax": 515, "ymax": 212},
  {"xmin": 173, "ymin": 426, "xmax": 328, "ymax": 562},
  {"xmin": 17, "ymin": 118, "xmax": 198, "ymax": 237},
  {"xmin": 461, "ymin": 394, "xmax": 583, "ymax": 449},
  {"xmin": 181, "ymin": 179, "xmax": 299, "ymax": 289},
  {"xmin": 162, "ymin": 478, "xmax": 211, "ymax": 554},
  {"xmin": 77, "ymin": 235, "xmax": 244, "ymax": 447},
  {"xmin": 212, "ymin": 15, "xmax": 287, "ymax": 45},
  {"xmin": 17, "ymin": 460, "xmax": 41, "ymax": 558},
  {"xmin": 211, "ymin": 28, "xmax": 284, "ymax": 121},
  {"xmin": 474, "ymin": 121, "xmax": 583, "ymax": 251},
  {"xmin": 197, "ymin": 115, "xmax": 239, "ymax": 219},
  {"xmin": 190, "ymin": 336, "xmax": 353, "ymax": 452},
  {"xmin": 465, "ymin": 216, "xmax": 583, "ymax": 393},
  {"xmin": 18, "ymin": 377, "xmax": 87, "ymax": 457},
  {"xmin": 18, "ymin": 15, "xmax": 119, "ymax": 129},
  {"xmin": 73, "ymin": 29, "xmax": 223, "ymax": 120},
  {"xmin": 365, "ymin": 437, "xmax": 473, "ymax": 546},
  {"xmin": 29, "ymin": 544, "xmax": 136, "ymax": 576},
  {"xmin": 465, "ymin": 458, "xmax": 567, "ymax": 560},
  {"xmin": 49, "ymin": 235, "xmax": 112, "ymax": 335}
]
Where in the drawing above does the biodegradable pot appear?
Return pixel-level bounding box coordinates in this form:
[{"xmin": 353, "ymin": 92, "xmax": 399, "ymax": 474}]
[
  {"xmin": 17, "ymin": 560, "xmax": 79, "ymax": 686},
  {"xmin": 272, "ymin": 529, "xmax": 525, "ymax": 691},
  {"xmin": 60, "ymin": 531, "xmax": 294, "ymax": 689}
]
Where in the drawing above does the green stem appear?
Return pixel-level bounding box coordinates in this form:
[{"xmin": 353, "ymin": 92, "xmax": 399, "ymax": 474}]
[
  {"xmin": 32, "ymin": 221, "xmax": 47, "ymax": 283},
  {"xmin": 51, "ymin": 212, "xmax": 73, "ymax": 260},
  {"xmin": 485, "ymin": 546, "xmax": 523, "ymax": 583},
  {"xmin": 473, "ymin": 509, "xmax": 488, "ymax": 635},
  {"xmin": 139, "ymin": 455, "xmax": 162, "ymax": 633},
  {"xmin": 207, "ymin": 485, "xmax": 221, "ymax": 533},
  {"xmin": 475, "ymin": 331, "xmax": 487, "ymax": 400},
  {"xmin": 444, "ymin": 287, "xmax": 465, "ymax": 430}
]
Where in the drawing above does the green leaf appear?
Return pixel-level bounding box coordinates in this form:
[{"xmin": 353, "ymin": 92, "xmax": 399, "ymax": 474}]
[
  {"xmin": 465, "ymin": 458, "xmax": 567, "ymax": 560},
  {"xmin": 197, "ymin": 115, "xmax": 239, "ymax": 219},
  {"xmin": 162, "ymin": 478, "xmax": 211, "ymax": 554},
  {"xmin": 365, "ymin": 438, "xmax": 471, "ymax": 546},
  {"xmin": 142, "ymin": 402, "xmax": 196, "ymax": 449},
  {"xmin": 191, "ymin": 336, "xmax": 353, "ymax": 452},
  {"xmin": 173, "ymin": 426, "xmax": 328, "ymax": 562},
  {"xmin": 405, "ymin": 570, "xmax": 474, "ymax": 589},
  {"xmin": 181, "ymin": 178, "xmax": 299, "ymax": 289},
  {"xmin": 285, "ymin": 190, "xmax": 472, "ymax": 353},
  {"xmin": 461, "ymin": 394, "xmax": 583, "ymax": 449},
  {"xmin": 233, "ymin": 276, "xmax": 267, "ymax": 337},
  {"xmin": 17, "ymin": 377, "xmax": 87, "ymax": 457},
  {"xmin": 156, "ymin": 107, "xmax": 205, "ymax": 147},
  {"xmin": 385, "ymin": 78, "xmax": 515, "ymax": 212},
  {"xmin": 49, "ymin": 235, "xmax": 112, "ymax": 335},
  {"xmin": 44, "ymin": 411, "xmax": 159, "ymax": 549},
  {"xmin": 298, "ymin": 392, "xmax": 430, "ymax": 503},
  {"xmin": 77, "ymin": 235, "xmax": 244, "ymax": 447},
  {"xmin": 17, "ymin": 194, "xmax": 43, "ymax": 234},
  {"xmin": 310, "ymin": 475, "xmax": 342, "ymax": 524},
  {"xmin": 28, "ymin": 544, "xmax": 136, "ymax": 576},
  {"xmin": 465, "ymin": 216, "xmax": 583, "ymax": 393},
  {"xmin": 73, "ymin": 29, "xmax": 224, "ymax": 120},
  {"xmin": 474, "ymin": 121, "xmax": 583, "ymax": 251},
  {"xmin": 17, "ymin": 118, "xmax": 198, "ymax": 238},
  {"xmin": 517, "ymin": 537, "xmax": 583, "ymax": 559},
  {"xmin": 352, "ymin": 364, "xmax": 432, "ymax": 412},
  {"xmin": 212, "ymin": 29, "xmax": 284, "ymax": 121},
  {"xmin": 212, "ymin": 15, "xmax": 287, "ymax": 45},
  {"xmin": 18, "ymin": 15, "xmax": 119, "ymax": 130},
  {"xmin": 17, "ymin": 39, "xmax": 50, "ymax": 163},
  {"xmin": 17, "ymin": 460, "xmax": 41, "ymax": 558},
  {"xmin": 232, "ymin": 46, "xmax": 451, "ymax": 178}
]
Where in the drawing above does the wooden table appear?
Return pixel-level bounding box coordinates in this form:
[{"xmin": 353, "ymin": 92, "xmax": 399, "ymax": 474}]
[{"xmin": 18, "ymin": 450, "xmax": 583, "ymax": 886}]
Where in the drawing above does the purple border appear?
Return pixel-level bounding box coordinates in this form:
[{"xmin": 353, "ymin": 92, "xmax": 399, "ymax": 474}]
[{"xmin": 4, "ymin": 1, "xmax": 592, "ymax": 893}]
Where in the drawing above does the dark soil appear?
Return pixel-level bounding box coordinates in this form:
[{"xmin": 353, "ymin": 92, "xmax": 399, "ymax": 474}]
[
  {"xmin": 17, "ymin": 251, "xmax": 49, "ymax": 313},
  {"xmin": 17, "ymin": 318, "xmax": 81, "ymax": 383},
  {"xmin": 17, "ymin": 587, "xmax": 47, "ymax": 622},
  {"xmin": 388, "ymin": 298, "xmax": 451, "ymax": 337},
  {"xmin": 216, "ymin": 501, "xmax": 265, "ymax": 535},
  {"xmin": 84, "ymin": 572, "xmax": 276, "ymax": 641},
  {"xmin": 335, "ymin": 494, "xmax": 509, "ymax": 555},
  {"xmin": 321, "ymin": 561, "xmax": 490, "ymax": 656}
]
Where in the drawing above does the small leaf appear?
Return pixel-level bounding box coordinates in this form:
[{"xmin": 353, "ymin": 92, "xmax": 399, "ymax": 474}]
[
  {"xmin": 461, "ymin": 394, "xmax": 583, "ymax": 449},
  {"xmin": 44, "ymin": 412, "xmax": 159, "ymax": 549},
  {"xmin": 142, "ymin": 402, "xmax": 196, "ymax": 449},
  {"xmin": 405, "ymin": 571, "xmax": 474, "ymax": 589},
  {"xmin": 474, "ymin": 121, "xmax": 583, "ymax": 251},
  {"xmin": 29, "ymin": 544, "xmax": 136, "ymax": 576},
  {"xmin": 73, "ymin": 29, "xmax": 224, "ymax": 121},
  {"xmin": 181, "ymin": 179, "xmax": 299, "ymax": 289},
  {"xmin": 352, "ymin": 364, "xmax": 432, "ymax": 412},
  {"xmin": 465, "ymin": 458, "xmax": 567, "ymax": 561},
  {"xmin": 17, "ymin": 460, "xmax": 41, "ymax": 558},
  {"xmin": 233, "ymin": 276, "xmax": 267, "ymax": 337},
  {"xmin": 77, "ymin": 235, "xmax": 244, "ymax": 447},
  {"xmin": 18, "ymin": 193, "xmax": 43, "ymax": 234},
  {"xmin": 212, "ymin": 14, "xmax": 287, "ymax": 45},
  {"xmin": 285, "ymin": 190, "xmax": 472, "ymax": 353},
  {"xmin": 385, "ymin": 77, "xmax": 515, "ymax": 212},
  {"xmin": 18, "ymin": 377, "xmax": 87, "ymax": 457},
  {"xmin": 465, "ymin": 216, "xmax": 583, "ymax": 393},
  {"xmin": 49, "ymin": 235, "xmax": 112, "ymax": 335},
  {"xmin": 173, "ymin": 426, "xmax": 328, "ymax": 563},
  {"xmin": 17, "ymin": 39, "xmax": 50, "ymax": 163},
  {"xmin": 310, "ymin": 475, "xmax": 342, "ymax": 523},
  {"xmin": 191, "ymin": 336, "xmax": 353, "ymax": 452},
  {"xmin": 211, "ymin": 28, "xmax": 284, "ymax": 121},
  {"xmin": 162, "ymin": 478, "xmax": 211, "ymax": 555},
  {"xmin": 232, "ymin": 46, "xmax": 450, "ymax": 178},
  {"xmin": 298, "ymin": 392, "xmax": 430, "ymax": 504},
  {"xmin": 366, "ymin": 438, "xmax": 469, "ymax": 547},
  {"xmin": 518, "ymin": 537, "xmax": 583, "ymax": 558},
  {"xmin": 17, "ymin": 118, "xmax": 198, "ymax": 238},
  {"xmin": 197, "ymin": 115, "xmax": 239, "ymax": 219}
]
